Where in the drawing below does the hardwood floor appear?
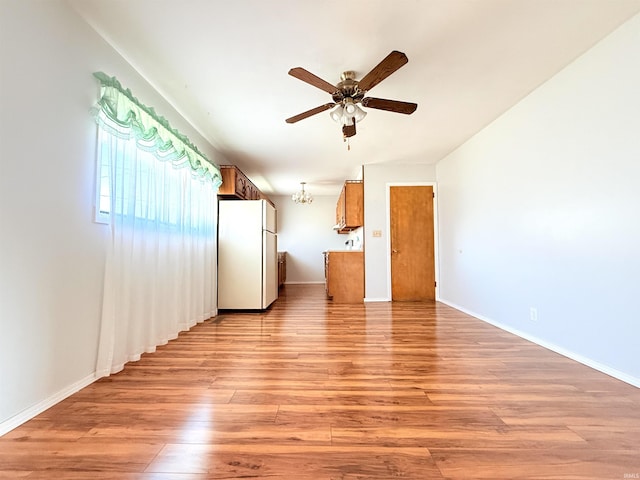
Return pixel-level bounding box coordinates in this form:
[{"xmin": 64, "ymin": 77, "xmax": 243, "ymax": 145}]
[{"xmin": 1, "ymin": 284, "xmax": 639, "ymax": 479}]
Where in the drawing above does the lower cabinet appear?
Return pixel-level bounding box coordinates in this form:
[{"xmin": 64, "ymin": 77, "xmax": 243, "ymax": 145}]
[
  {"xmin": 278, "ymin": 252, "xmax": 286, "ymax": 288},
  {"xmin": 323, "ymin": 251, "xmax": 364, "ymax": 303}
]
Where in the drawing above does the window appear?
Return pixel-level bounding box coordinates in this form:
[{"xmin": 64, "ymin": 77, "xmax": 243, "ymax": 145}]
[
  {"xmin": 94, "ymin": 128, "xmax": 112, "ymax": 224},
  {"xmin": 92, "ymin": 72, "xmax": 221, "ymax": 378},
  {"xmin": 94, "ymin": 127, "xmax": 215, "ymax": 231}
]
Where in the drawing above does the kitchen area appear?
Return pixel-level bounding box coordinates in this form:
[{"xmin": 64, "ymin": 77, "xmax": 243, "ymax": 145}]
[
  {"xmin": 323, "ymin": 180, "xmax": 365, "ymax": 304},
  {"xmin": 216, "ymin": 164, "xmax": 366, "ymax": 308}
]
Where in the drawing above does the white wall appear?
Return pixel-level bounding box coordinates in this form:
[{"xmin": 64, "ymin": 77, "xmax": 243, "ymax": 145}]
[
  {"xmin": 272, "ymin": 195, "xmax": 346, "ymax": 283},
  {"xmin": 0, "ymin": 0, "xmax": 223, "ymax": 432},
  {"xmin": 436, "ymin": 13, "xmax": 640, "ymax": 385},
  {"xmin": 363, "ymin": 164, "xmax": 437, "ymax": 300}
]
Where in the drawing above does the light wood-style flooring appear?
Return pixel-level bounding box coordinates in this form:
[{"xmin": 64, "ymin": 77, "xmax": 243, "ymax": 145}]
[{"xmin": 1, "ymin": 284, "xmax": 639, "ymax": 479}]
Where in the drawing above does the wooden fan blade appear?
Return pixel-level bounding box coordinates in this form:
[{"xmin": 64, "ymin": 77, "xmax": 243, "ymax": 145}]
[
  {"xmin": 361, "ymin": 97, "xmax": 417, "ymax": 115},
  {"xmin": 357, "ymin": 51, "xmax": 408, "ymax": 93},
  {"xmin": 285, "ymin": 103, "xmax": 336, "ymax": 124},
  {"xmin": 288, "ymin": 67, "xmax": 338, "ymax": 95}
]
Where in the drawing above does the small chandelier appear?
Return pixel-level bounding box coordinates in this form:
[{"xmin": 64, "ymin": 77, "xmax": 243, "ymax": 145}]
[{"xmin": 292, "ymin": 182, "xmax": 313, "ymax": 204}]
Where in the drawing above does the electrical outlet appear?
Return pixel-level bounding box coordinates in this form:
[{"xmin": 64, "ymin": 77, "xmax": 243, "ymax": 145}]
[
  {"xmin": 530, "ymin": 307, "xmax": 538, "ymax": 322},
  {"xmin": 372, "ymin": 230, "xmax": 382, "ymax": 237}
]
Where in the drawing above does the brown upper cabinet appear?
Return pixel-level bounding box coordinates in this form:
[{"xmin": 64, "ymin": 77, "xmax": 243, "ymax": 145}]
[
  {"xmin": 335, "ymin": 180, "xmax": 363, "ymax": 234},
  {"xmin": 218, "ymin": 165, "xmax": 273, "ymax": 205},
  {"xmin": 218, "ymin": 165, "xmax": 259, "ymax": 200}
]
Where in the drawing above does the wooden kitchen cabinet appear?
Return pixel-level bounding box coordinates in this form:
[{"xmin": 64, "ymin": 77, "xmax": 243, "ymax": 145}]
[
  {"xmin": 335, "ymin": 180, "xmax": 363, "ymax": 233},
  {"xmin": 218, "ymin": 165, "xmax": 263, "ymax": 201},
  {"xmin": 278, "ymin": 251, "xmax": 287, "ymax": 288},
  {"xmin": 323, "ymin": 250, "xmax": 364, "ymax": 303}
]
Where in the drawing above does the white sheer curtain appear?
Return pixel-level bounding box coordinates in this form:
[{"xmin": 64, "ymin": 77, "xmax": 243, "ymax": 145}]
[{"xmin": 96, "ymin": 128, "xmax": 217, "ymax": 377}]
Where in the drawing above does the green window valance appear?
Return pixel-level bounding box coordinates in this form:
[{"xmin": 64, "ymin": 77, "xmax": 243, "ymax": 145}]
[{"xmin": 92, "ymin": 71, "xmax": 222, "ymax": 186}]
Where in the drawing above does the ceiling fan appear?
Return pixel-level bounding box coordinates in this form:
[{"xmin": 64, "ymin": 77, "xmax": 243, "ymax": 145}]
[{"xmin": 285, "ymin": 50, "xmax": 418, "ymax": 139}]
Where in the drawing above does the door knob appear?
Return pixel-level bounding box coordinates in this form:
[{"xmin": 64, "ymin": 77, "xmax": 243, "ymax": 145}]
[{"xmin": 392, "ymin": 249, "xmax": 398, "ymax": 253}]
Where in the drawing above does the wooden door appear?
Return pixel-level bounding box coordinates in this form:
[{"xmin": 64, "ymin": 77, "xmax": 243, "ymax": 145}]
[{"xmin": 390, "ymin": 186, "xmax": 435, "ymax": 301}]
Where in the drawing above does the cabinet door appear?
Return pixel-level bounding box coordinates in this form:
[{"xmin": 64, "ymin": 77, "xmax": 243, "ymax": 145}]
[
  {"xmin": 344, "ymin": 182, "xmax": 363, "ymax": 228},
  {"xmin": 335, "ymin": 181, "xmax": 363, "ymax": 233},
  {"xmin": 278, "ymin": 253, "xmax": 286, "ymax": 287},
  {"xmin": 218, "ymin": 166, "xmax": 238, "ymax": 196},
  {"xmin": 326, "ymin": 251, "xmax": 364, "ymax": 303},
  {"xmin": 235, "ymin": 173, "xmax": 248, "ymax": 199},
  {"xmin": 336, "ymin": 187, "xmax": 345, "ymax": 226},
  {"xmin": 324, "ymin": 252, "xmax": 331, "ymax": 297}
]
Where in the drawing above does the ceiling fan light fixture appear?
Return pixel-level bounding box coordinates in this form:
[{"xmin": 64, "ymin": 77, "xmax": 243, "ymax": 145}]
[
  {"xmin": 352, "ymin": 104, "xmax": 367, "ymax": 123},
  {"xmin": 330, "ymin": 99, "xmax": 366, "ymax": 127},
  {"xmin": 344, "ymin": 99, "xmax": 357, "ymax": 115},
  {"xmin": 330, "ymin": 105, "xmax": 344, "ymax": 123}
]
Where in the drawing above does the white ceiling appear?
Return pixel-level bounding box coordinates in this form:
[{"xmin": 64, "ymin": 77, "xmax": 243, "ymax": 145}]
[{"xmin": 69, "ymin": 0, "xmax": 640, "ymax": 197}]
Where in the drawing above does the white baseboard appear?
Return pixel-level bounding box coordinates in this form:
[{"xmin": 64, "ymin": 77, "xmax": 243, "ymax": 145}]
[
  {"xmin": 438, "ymin": 298, "xmax": 640, "ymax": 388},
  {"xmin": 0, "ymin": 372, "xmax": 97, "ymax": 436},
  {"xmin": 364, "ymin": 297, "xmax": 391, "ymax": 303}
]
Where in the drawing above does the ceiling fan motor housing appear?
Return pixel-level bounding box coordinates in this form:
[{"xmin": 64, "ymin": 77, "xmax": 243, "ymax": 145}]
[{"xmin": 332, "ymin": 71, "xmax": 365, "ymax": 103}]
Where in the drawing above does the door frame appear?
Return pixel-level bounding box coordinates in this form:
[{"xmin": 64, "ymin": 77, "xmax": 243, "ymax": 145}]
[{"xmin": 385, "ymin": 182, "xmax": 440, "ymax": 301}]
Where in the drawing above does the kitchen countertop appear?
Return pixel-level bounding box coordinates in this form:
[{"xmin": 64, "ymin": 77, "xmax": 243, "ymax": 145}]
[{"xmin": 323, "ymin": 249, "xmax": 363, "ymax": 253}]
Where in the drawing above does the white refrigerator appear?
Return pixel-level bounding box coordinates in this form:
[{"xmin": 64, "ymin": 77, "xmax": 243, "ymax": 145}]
[{"xmin": 218, "ymin": 199, "xmax": 278, "ymax": 309}]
